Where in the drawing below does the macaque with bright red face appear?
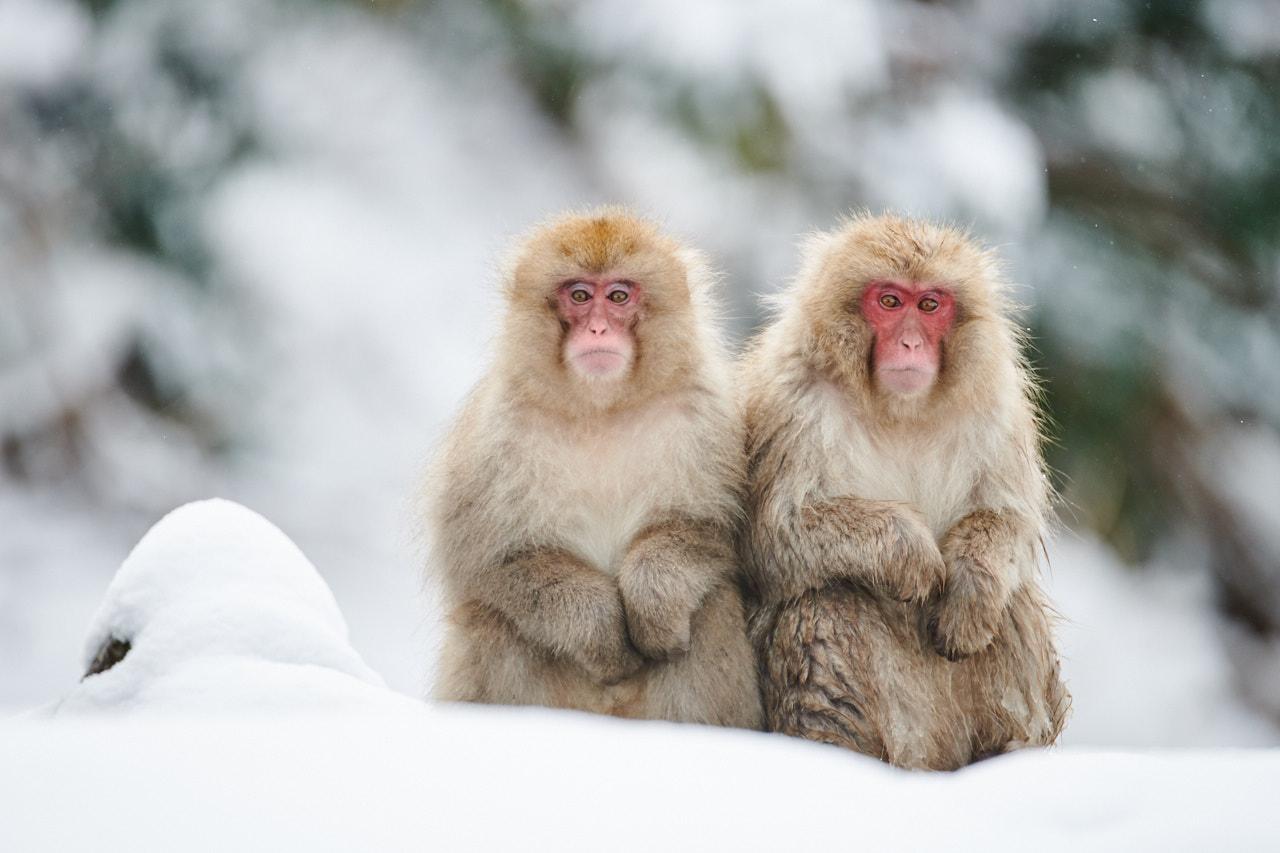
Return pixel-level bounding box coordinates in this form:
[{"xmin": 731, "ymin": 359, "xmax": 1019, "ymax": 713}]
[
  {"xmin": 558, "ymin": 278, "xmax": 640, "ymax": 380},
  {"xmin": 741, "ymin": 214, "xmax": 1068, "ymax": 769},
  {"xmin": 861, "ymin": 281, "xmax": 956, "ymax": 396}
]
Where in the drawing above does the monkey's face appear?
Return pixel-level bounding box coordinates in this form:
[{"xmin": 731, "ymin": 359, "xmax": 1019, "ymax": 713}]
[
  {"xmin": 860, "ymin": 280, "xmax": 956, "ymax": 397},
  {"xmin": 556, "ymin": 276, "xmax": 641, "ymax": 381},
  {"xmin": 500, "ymin": 210, "xmax": 704, "ymax": 418}
]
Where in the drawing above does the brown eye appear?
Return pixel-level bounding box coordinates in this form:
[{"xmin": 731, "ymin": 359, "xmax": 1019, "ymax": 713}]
[
  {"xmin": 569, "ymin": 287, "xmax": 591, "ymax": 304},
  {"xmin": 607, "ymin": 288, "xmax": 630, "ymax": 304},
  {"xmin": 919, "ymin": 297, "xmax": 939, "ymax": 313},
  {"xmin": 879, "ymin": 293, "xmax": 901, "ymax": 309}
]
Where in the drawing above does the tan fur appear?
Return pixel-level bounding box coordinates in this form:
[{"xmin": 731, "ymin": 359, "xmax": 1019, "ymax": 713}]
[
  {"xmin": 740, "ymin": 213, "xmax": 1069, "ymax": 769},
  {"xmin": 426, "ymin": 208, "xmax": 761, "ymax": 729}
]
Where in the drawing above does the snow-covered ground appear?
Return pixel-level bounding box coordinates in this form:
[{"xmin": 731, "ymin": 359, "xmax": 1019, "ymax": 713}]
[
  {"xmin": 4, "ymin": 714, "xmax": 1276, "ymax": 852},
  {"xmin": 3, "ymin": 499, "xmax": 1276, "ymax": 852}
]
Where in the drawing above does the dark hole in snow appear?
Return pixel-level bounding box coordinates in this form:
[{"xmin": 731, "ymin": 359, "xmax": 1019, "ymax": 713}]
[{"xmin": 83, "ymin": 637, "xmax": 132, "ymax": 678}]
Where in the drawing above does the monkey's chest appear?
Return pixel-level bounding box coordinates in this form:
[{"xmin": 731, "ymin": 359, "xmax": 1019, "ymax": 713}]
[
  {"xmin": 812, "ymin": 387, "xmax": 988, "ymax": 535},
  {"xmin": 831, "ymin": 441, "xmax": 978, "ymax": 536},
  {"xmin": 541, "ymin": 478, "xmax": 651, "ymax": 575},
  {"xmin": 528, "ymin": 426, "xmax": 696, "ymax": 574}
]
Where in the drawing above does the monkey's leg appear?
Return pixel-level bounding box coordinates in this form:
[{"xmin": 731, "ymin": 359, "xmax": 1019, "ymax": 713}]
[
  {"xmin": 435, "ymin": 603, "xmax": 613, "ymax": 714},
  {"xmin": 756, "ymin": 586, "xmax": 974, "ymax": 769},
  {"xmin": 753, "ymin": 586, "xmax": 892, "ymax": 757},
  {"xmin": 629, "ymin": 584, "xmax": 762, "ymax": 728},
  {"xmin": 961, "ymin": 584, "xmax": 1070, "ymax": 759}
]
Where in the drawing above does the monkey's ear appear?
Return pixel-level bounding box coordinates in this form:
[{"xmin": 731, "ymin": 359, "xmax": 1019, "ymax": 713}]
[{"xmin": 83, "ymin": 636, "xmax": 131, "ymax": 679}]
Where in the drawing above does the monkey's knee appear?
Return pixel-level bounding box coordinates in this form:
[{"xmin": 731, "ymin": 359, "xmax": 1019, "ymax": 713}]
[
  {"xmin": 764, "ymin": 679, "xmax": 884, "ymax": 757},
  {"xmin": 434, "ymin": 607, "xmax": 512, "ymax": 704},
  {"xmin": 756, "ymin": 592, "xmax": 890, "ymax": 756},
  {"xmin": 435, "ymin": 604, "xmax": 563, "ymax": 708}
]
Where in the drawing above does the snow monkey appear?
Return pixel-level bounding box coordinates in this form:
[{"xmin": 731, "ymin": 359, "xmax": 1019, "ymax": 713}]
[
  {"xmin": 740, "ymin": 214, "xmax": 1069, "ymax": 769},
  {"xmin": 425, "ymin": 208, "xmax": 761, "ymax": 728}
]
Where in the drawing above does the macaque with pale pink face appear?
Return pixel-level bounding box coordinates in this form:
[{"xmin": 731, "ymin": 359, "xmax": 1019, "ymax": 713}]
[{"xmin": 425, "ymin": 208, "xmax": 761, "ymax": 729}]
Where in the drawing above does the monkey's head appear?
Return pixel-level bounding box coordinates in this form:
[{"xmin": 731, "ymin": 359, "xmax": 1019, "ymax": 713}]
[
  {"xmin": 498, "ymin": 208, "xmax": 712, "ymax": 417},
  {"xmin": 784, "ymin": 213, "xmax": 1020, "ymax": 421}
]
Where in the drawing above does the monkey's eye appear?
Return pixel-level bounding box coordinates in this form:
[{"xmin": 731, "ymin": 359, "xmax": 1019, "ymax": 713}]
[
  {"xmin": 607, "ymin": 288, "xmax": 630, "ymax": 305},
  {"xmin": 878, "ymin": 293, "xmax": 901, "ymax": 309},
  {"xmin": 918, "ymin": 297, "xmax": 939, "ymax": 313},
  {"xmin": 569, "ymin": 286, "xmax": 591, "ymax": 304}
]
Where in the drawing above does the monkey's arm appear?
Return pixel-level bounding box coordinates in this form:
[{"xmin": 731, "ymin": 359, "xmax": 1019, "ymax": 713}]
[
  {"xmin": 464, "ymin": 547, "xmax": 645, "ymax": 684},
  {"xmin": 618, "ymin": 517, "xmax": 734, "ymax": 661},
  {"xmin": 748, "ymin": 496, "xmax": 946, "ymax": 605},
  {"xmin": 928, "ymin": 421, "xmax": 1050, "ymax": 660},
  {"xmin": 927, "ymin": 508, "xmax": 1038, "ymax": 660}
]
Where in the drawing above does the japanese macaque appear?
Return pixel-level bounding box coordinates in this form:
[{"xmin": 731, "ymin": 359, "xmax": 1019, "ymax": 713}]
[
  {"xmin": 425, "ymin": 208, "xmax": 761, "ymax": 729},
  {"xmin": 740, "ymin": 214, "xmax": 1069, "ymax": 769}
]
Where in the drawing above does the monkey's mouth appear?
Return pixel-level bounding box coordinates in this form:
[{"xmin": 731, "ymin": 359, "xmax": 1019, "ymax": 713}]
[
  {"xmin": 572, "ymin": 348, "xmax": 630, "ymax": 378},
  {"xmin": 879, "ymin": 367, "xmax": 936, "ymax": 395}
]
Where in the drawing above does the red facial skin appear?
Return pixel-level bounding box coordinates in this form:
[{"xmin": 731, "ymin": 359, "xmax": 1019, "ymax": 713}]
[
  {"xmin": 556, "ymin": 278, "xmax": 641, "ymax": 379},
  {"xmin": 860, "ymin": 280, "xmax": 956, "ymax": 396}
]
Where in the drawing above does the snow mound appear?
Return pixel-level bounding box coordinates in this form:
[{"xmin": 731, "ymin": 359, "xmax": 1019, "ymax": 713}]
[{"xmin": 47, "ymin": 499, "xmax": 411, "ymax": 715}]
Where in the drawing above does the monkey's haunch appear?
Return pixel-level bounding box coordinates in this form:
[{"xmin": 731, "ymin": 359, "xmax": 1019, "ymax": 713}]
[{"xmin": 755, "ymin": 585, "xmax": 1067, "ymax": 770}]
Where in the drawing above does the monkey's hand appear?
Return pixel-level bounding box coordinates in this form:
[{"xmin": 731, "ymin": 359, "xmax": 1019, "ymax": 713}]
[
  {"xmin": 774, "ymin": 498, "xmax": 946, "ymax": 604},
  {"xmin": 926, "ymin": 510, "xmax": 1022, "ymax": 661},
  {"xmin": 577, "ymin": 599, "xmax": 647, "ymax": 685},
  {"xmin": 478, "ymin": 547, "xmax": 643, "ymax": 685},
  {"xmin": 877, "ymin": 507, "xmax": 948, "ymax": 605},
  {"xmin": 926, "ymin": 555, "xmax": 1006, "ymax": 661},
  {"xmin": 619, "ymin": 567, "xmax": 697, "ymax": 662},
  {"xmin": 618, "ymin": 518, "xmax": 728, "ymax": 661}
]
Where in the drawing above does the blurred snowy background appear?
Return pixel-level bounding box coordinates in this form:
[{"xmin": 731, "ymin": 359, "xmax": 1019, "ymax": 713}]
[{"xmin": 1, "ymin": 0, "xmax": 1277, "ymax": 746}]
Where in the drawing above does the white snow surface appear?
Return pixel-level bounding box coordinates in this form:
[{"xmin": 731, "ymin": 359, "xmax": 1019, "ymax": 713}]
[
  {"xmin": 3, "ymin": 712, "xmax": 1277, "ymax": 853},
  {"xmin": 4, "ymin": 498, "xmax": 1277, "ymax": 851}
]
